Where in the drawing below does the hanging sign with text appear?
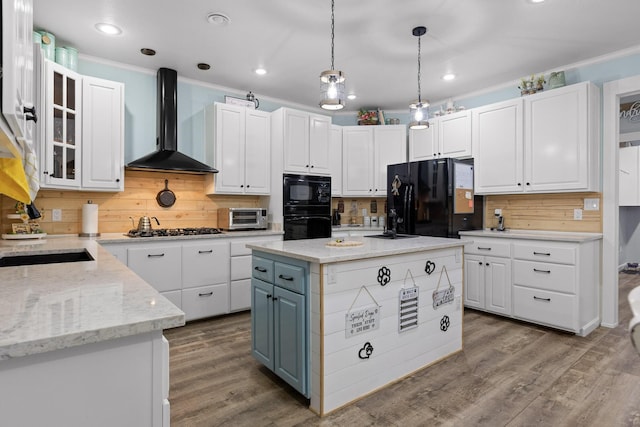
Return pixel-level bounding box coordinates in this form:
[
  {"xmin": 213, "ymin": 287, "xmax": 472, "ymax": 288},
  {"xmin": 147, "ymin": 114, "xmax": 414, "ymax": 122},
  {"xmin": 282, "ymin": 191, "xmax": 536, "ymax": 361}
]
[{"xmin": 346, "ymin": 305, "xmax": 380, "ymax": 338}]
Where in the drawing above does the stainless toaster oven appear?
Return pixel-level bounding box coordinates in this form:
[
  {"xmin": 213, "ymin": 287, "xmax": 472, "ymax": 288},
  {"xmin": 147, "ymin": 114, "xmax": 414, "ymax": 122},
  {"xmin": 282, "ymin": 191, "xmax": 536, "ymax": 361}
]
[{"xmin": 218, "ymin": 208, "xmax": 267, "ymax": 230}]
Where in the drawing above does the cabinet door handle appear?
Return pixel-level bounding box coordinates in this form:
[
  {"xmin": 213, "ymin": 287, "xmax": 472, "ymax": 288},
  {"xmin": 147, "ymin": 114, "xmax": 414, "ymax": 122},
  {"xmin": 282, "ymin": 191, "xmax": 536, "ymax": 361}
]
[
  {"xmin": 517, "ymin": 183, "xmax": 522, "ymax": 186},
  {"xmin": 24, "ymin": 105, "xmax": 38, "ymax": 123},
  {"xmin": 533, "ymin": 251, "xmax": 551, "ymax": 256},
  {"xmin": 198, "ymin": 249, "xmax": 213, "ymax": 254},
  {"xmin": 310, "ymin": 165, "xmax": 314, "ymax": 168},
  {"xmin": 533, "ymin": 268, "xmax": 551, "ymax": 274},
  {"xmin": 255, "ymin": 266, "xmax": 268, "ymax": 272},
  {"xmin": 478, "ymin": 261, "xmax": 483, "ymax": 265},
  {"xmin": 198, "ymin": 291, "xmax": 214, "ymax": 297},
  {"xmin": 147, "ymin": 253, "xmax": 165, "ymax": 258},
  {"xmin": 485, "ymin": 263, "xmax": 489, "ymax": 266},
  {"xmin": 279, "ymin": 274, "xmax": 294, "ymax": 281},
  {"xmin": 533, "ymin": 296, "xmax": 551, "ymax": 302},
  {"xmin": 477, "ymin": 247, "xmax": 492, "ymax": 251},
  {"xmin": 266, "ymin": 294, "xmax": 272, "ymax": 299},
  {"xmin": 272, "ymin": 297, "xmax": 278, "ymax": 301}
]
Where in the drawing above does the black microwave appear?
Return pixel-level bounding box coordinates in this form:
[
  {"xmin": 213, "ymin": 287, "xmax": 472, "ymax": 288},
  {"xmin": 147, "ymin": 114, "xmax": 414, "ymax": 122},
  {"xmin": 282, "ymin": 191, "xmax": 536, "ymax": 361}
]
[{"xmin": 283, "ymin": 174, "xmax": 331, "ymax": 206}]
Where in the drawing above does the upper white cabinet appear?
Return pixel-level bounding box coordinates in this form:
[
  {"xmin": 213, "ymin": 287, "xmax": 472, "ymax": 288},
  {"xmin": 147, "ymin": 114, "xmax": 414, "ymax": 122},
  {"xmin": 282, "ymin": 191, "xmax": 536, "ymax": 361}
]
[
  {"xmin": 619, "ymin": 145, "xmax": 640, "ymax": 206},
  {"xmin": 205, "ymin": 102, "xmax": 271, "ymax": 195},
  {"xmin": 408, "ymin": 110, "xmax": 471, "ymax": 161},
  {"xmin": 342, "ymin": 125, "xmax": 406, "ymax": 196},
  {"xmin": 330, "ymin": 125, "xmax": 342, "ymax": 196},
  {"xmin": 82, "ymin": 76, "xmax": 124, "ymax": 191},
  {"xmin": 1, "ymin": 0, "xmax": 35, "ymax": 158},
  {"xmin": 278, "ymin": 108, "xmax": 331, "ymax": 175},
  {"xmin": 39, "ymin": 59, "xmax": 124, "ymax": 191},
  {"xmin": 473, "ymin": 82, "xmax": 600, "ymax": 195}
]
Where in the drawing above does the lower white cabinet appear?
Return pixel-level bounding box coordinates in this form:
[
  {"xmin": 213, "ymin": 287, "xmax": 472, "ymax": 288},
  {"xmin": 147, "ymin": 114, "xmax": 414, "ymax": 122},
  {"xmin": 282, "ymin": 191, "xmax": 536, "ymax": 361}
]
[
  {"xmin": 461, "ymin": 233, "xmax": 601, "ymax": 336},
  {"xmin": 101, "ymin": 234, "xmax": 282, "ymax": 321}
]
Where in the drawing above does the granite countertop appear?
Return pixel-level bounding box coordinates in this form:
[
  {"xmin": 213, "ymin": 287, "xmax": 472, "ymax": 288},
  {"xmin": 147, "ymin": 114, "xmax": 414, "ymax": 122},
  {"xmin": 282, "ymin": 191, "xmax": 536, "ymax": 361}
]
[
  {"xmin": 247, "ymin": 235, "xmax": 464, "ymax": 264},
  {"xmin": 459, "ymin": 229, "xmax": 603, "ymax": 242},
  {"xmin": 0, "ymin": 236, "xmax": 185, "ymax": 360},
  {"xmin": 98, "ymin": 229, "xmax": 283, "ymax": 244}
]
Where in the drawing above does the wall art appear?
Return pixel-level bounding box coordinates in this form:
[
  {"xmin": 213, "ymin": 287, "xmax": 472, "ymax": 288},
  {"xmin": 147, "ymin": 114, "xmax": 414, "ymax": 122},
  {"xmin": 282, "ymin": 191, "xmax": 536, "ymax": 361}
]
[
  {"xmin": 424, "ymin": 260, "xmax": 436, "ymax": 275},
  {"xmin": 358, "ymin": 342, "xmax": 374, "ymax": 359},
  {"xmin": 440, "ymin": 315, "xmax": 450, "ymax": 332},
  {"xmin": 346, "ymin": 286, "xmax": 381, "ymax": 338},
  {"xmin": 399, "ymin": 270, "xmax": 419, "ymax": 332},
  {"xmin": 377, "ymin": 266, "xmax": 391, "ymax": 286},
  {"xmin": 432, "ymin": 265, "xmax": 455, "ymax": 310}
]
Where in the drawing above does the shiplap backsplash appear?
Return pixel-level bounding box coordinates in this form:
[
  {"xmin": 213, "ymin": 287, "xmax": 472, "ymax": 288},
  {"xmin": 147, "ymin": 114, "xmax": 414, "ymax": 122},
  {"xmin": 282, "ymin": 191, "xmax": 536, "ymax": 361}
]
[
  {"xmin": 484, "ymin": 192, "xmax": 602, "ymax": 233},
  {"xmin": 0, "ymin": 170, "xmax": 262, "ymax": 235}
]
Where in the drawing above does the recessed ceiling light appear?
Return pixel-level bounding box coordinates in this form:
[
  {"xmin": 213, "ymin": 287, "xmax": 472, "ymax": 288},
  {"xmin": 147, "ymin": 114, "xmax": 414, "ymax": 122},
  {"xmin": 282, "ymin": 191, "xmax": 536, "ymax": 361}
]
[
  {"xmin": 255, "ymin": 68, "xmax": 267, "ymax": 75},
  {"xmin": 442, "ymin": 73, "xmax": 456, "ymax": 81},
  {"xmin": 207, "ymin": 13, "xmax": 230, "ymax": 25},
  {"xmin": 528, "ymin": 0, "xmax": 545, "ymax": 3},
  {"xmin": 347, "ymin": 94, "xmax": 357, "ymax": 100},
  {"xmin": 198, "ymin": 63, "xmax": 211, "ymax": 70},
  {"xmin": 140, "ymin": 48, "xmax": 156, "ymax": 56},
  {"xmin": 95, "ymin": 23, "xmax": 122, "ymax": 36}
]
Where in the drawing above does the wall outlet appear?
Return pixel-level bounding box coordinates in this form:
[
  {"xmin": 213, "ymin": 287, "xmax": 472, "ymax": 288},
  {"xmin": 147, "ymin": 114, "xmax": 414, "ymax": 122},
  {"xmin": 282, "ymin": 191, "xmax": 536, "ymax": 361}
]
[
  {"xmin": 52, "ymin": 209, "xmax": 62, "ymax": 222},
  {"xmin": 574, "ymin": 208, "xmax": 583, "ymax": 220},
  {"xmin": 584, "ymin": 198, "xmax": 600, "ymax": 211}
]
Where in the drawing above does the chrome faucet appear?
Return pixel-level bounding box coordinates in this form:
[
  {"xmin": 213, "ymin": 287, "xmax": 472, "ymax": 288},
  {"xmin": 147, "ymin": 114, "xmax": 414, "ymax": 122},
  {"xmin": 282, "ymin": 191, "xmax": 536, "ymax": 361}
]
[{"xmin": 387, "ymin": 209, "xmax": 398, "ymax": 238}]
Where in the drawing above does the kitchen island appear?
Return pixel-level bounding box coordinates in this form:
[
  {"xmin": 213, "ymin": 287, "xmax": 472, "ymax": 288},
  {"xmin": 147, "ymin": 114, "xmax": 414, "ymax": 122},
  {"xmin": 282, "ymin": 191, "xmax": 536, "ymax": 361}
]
[
  {"xmin": 0, "ymin": 237, "xmax": 185, "ymax": 427},
  {"xmin": 247, "ymin": 235, "xmax": 465, "ymax": 416}
]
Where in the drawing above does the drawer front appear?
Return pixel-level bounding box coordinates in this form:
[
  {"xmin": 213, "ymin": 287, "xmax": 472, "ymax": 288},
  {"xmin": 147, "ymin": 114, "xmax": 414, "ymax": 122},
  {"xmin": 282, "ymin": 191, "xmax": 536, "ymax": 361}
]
[
  {"xmin": 252, "ymin": 256, "xmax": 274, "ymax": 283},
  {"xmin": 182, "ymin": 241, "xmax": 230, "ymax": 288},
  {"xmin": 274, "ymin": 262, "xmax": 305, "ymax": 294},
  {"xmin": 231, "ymin": 240, "xmax": 253, "ymax": 257},
  {"xmin": 182, "ymin": 283, "xmax": 229, "ymax": 321},
  {"xmin": 513, "ymin": 242, "xmax": 575, "ymax": 264},
  {"xmin": 513, "ymin": 285, "xmax": 576, "ymax": 331},
  {"xmin": 231, "ymin": 254, "xmax": 252, "ymax": 281},
  {"xmin": 463, "ymin": 239, "xmax": 511, "ymax": 257},
  {"xmin": 230, "ymin": 278, "xmax": 251, "ymax": 311},
  {"xmin": 128, "ymin": 246, "xmax": 181, "ymax": 292},
  {"xmin": 512, "ymin": 260, "xmax": 575, "ymax": 293}
]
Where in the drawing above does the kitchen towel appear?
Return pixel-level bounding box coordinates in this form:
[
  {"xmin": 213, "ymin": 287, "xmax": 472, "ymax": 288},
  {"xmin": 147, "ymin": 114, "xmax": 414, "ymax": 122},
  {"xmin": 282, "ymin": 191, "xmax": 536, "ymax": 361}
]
[
  {"xmin": 22, "ymin": 141, "xmax": 39, "ymax": 202},
  {"xmin": 0, "ymin": 157, "xmax": 30, "ymax": 203},
  {"xmin": 81, "ymin": 202, "xmax": 99, "ymax": 236}
]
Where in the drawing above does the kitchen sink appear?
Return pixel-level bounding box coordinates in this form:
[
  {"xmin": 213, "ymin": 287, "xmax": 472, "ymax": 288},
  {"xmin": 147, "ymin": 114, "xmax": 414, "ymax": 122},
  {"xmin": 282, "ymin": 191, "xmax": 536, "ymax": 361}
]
[
  {"xmin": 0, "ymin": 249, "xmax": 94, "ymax": 267},
  {"xmin": 365, "ymin": 233, "xmax": 418, "ymax": 239}
]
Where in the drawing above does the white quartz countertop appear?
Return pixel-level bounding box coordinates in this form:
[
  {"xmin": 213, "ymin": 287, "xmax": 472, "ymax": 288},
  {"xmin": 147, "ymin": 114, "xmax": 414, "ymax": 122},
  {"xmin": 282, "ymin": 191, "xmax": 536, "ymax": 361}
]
[
  {"xmin": 98, "ymin": 229, "xmax": 283, "ymax": 244},
  {"xmin": 247, "ymin": 235, "xmax": 464, "ymax": 264},
  {"xmin": 459, "ymin": 229, "xmax": 602, "ymax": 242},
  {"xmin": 0, "ymin": 236, "xmax": 185, "ymax": 360}
]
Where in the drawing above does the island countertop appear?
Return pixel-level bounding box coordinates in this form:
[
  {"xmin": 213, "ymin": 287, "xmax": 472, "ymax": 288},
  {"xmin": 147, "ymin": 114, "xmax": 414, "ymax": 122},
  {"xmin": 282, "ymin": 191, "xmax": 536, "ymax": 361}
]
[
  {"xmin": 246, "ymin": 235, "xmax": 464, "ymax": 263},
  {"xmin": 0, "ymin": 236, "xmax": 185, "ymax": 360}
]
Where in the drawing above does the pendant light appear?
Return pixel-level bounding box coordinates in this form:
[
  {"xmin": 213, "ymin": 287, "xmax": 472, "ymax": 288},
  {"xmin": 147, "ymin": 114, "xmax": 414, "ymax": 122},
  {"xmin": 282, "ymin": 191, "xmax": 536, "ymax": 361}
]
[
  {"xmin": 320, "ymin": 0, "xmax": 345, "ymax": 110},
  {"xmin": 409, "ymin": 26, "xmax": 430, "ymax": 130}
]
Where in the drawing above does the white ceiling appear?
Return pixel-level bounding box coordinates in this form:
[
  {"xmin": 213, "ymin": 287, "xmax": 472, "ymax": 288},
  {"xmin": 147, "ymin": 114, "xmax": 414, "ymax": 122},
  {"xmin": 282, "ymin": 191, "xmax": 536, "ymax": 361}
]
[{"xmin": 33, "ymin": 0, "xmax": 640, "ymax": 113}]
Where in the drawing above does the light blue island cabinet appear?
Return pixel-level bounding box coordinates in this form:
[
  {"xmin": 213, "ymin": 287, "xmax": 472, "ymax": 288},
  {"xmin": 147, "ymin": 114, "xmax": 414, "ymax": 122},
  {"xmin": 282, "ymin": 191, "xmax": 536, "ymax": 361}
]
[{"xmin": 248, "ymin": 235, "xmax": 465, "ymax": 416}]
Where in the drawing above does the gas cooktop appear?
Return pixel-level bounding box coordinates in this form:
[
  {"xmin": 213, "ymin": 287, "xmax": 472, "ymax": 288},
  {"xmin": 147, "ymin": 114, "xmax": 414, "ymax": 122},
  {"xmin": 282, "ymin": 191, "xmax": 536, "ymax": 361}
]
[{"xmin": 126, "ymin": 227, "xmax": 222, "ymax": 238}]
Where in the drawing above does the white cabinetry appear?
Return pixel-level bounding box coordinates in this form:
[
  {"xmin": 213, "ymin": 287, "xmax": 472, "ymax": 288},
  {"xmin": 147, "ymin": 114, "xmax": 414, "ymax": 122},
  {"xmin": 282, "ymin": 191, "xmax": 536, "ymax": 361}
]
[
  {"xmin": 330, "ymin": 124, "xmax": 342, "ymax": 196},
  {"xmin": 463, "ymin": 238, "xmax": 511, "ymax": 315},
  {"xmin": 619, "ymin": 145, "xmax": 640, "ymax": 206},
  {"xmin": 408, "ymin": 110, "xmax": 472, "ymax": 161},
  {"xmin": 39, "ymin": 60, "xmax": 124, "ymax": 191},
  {"xmin": 204, "ymin": 103, "xmax": 270, "ymax": 195},
  {"xmin": 1, "ymin": 0, "xmax": 35, "ymax": 158},
  {"xmin": 473, "ymin": 82, "xmax": 600, "ymax": 195},
  {"xmin": 275, "ymin": 108, "xmax": 331, "ymax": 175},
  {"xmin": 342, "ymin": 125, "xmax": 406, "ymax": 196}
]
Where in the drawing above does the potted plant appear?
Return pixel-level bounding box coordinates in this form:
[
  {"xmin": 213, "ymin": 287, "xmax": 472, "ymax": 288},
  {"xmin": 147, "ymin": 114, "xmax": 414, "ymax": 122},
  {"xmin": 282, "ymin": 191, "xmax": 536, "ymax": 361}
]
[
  {"xmin": 518, "ymin": 78, "xmax": 529, "ymax": 96},
  {"xmin": 536, "ymin": 75, "xmax": 546, "ymax": 92}
]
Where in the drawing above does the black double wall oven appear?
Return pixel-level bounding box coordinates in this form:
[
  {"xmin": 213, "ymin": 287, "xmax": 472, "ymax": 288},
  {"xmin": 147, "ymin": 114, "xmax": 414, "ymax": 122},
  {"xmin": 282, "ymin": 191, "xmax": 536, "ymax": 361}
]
[{"xmin": 283, "ymin": 174, "xmax": 332, "ymax": 241}]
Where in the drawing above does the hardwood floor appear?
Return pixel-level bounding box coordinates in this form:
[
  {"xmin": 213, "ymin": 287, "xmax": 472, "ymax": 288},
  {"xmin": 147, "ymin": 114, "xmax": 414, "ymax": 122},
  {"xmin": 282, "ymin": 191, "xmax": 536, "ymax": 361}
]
[{"xmin": 165, "ymin": 274, "xmax": 640, "ymax": 426}]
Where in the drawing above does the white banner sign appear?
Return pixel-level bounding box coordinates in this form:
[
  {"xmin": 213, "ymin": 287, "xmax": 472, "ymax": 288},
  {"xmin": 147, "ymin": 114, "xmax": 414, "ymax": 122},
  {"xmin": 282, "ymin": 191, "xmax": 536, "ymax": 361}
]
[{"xmin": 346, "ymin": 305, "xmax": 380, "ymax": 338}]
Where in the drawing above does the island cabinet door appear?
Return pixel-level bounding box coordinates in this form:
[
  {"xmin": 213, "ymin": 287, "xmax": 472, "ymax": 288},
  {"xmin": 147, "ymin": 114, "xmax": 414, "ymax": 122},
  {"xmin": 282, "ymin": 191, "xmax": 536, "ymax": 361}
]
[
  {"xmin": 273, "ymin": 286, "xmax": 306, "ymax": 395},
  {"xmin": 251, "ymin": 279, "xmax": 274, "ymax": 369}
]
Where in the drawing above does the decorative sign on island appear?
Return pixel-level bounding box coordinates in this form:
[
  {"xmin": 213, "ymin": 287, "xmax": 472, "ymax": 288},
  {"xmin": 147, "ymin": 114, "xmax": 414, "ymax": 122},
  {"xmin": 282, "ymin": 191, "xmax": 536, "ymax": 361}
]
[{"xmin": 346, "ymin": 286, "xmax": 381, "ymax": 338}]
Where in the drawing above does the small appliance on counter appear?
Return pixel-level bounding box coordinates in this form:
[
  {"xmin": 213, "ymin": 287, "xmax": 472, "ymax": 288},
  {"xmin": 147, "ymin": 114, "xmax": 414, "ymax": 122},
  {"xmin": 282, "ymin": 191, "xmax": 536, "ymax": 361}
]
[
  {"xmin": 386, "ymin": 158, "xmax": 483, "ymax": 238},
  {"xmin": 218, "ymin": 208, "xmax": 267, "ymax": 230}
]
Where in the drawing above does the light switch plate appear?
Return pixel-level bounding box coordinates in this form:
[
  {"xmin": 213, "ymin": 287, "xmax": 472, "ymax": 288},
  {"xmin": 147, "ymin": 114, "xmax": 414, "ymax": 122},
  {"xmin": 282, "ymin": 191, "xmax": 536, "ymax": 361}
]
[
  {"xmin": 584, "ymin": 198, "xmax": 600, "ymax": 211},
  {"xmin": 574, "ymin": 208, "xmax": 583, "ymax": 220},
  {"xmin": 52, "ymin": 209, "xmax": 62, "ymax": 222}
]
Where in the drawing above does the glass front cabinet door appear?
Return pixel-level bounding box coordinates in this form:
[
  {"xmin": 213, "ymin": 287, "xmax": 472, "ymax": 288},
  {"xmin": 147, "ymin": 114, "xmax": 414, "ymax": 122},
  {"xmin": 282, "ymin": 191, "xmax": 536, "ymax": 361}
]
[{"xmin": 43, "ymin": 60, "xmax": 81, "ymax": 188}]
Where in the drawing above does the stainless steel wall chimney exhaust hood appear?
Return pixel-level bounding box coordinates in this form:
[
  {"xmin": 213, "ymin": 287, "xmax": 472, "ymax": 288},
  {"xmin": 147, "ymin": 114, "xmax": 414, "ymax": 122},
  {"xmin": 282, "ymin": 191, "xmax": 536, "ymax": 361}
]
[{"xmin": 126, "ymin": 68, "xmax": 218, "ymax": 174}]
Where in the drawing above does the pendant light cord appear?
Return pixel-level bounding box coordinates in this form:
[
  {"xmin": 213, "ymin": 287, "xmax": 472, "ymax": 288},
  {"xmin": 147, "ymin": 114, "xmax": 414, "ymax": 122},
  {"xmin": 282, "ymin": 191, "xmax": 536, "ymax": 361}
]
[
  {"xmin": 417, "ymin": 35, "xmax": 422, "ymax": 104},
  {"xmin": 330, "ymin": 0, "xmax": 335, "ymax": 70}
]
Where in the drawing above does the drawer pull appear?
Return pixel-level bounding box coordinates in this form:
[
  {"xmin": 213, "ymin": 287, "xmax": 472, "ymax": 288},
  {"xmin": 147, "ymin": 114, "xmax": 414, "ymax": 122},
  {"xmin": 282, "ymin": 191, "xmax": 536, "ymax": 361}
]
[
  {"xmin": 533, "ymin": 268, "xmax": 551, "ymax": 274},
  {"xmin": 254, "ymin": 266, "xmax": 268, "ymax": 273},
  {"xmin": 533, "ymin": 296, "xmax": 551, "ymax": 302},
  {"xmin": 477, "ymin": 247, "xmax": 492, "ymax": 251},
  {"xmin": 147, "ymin": 253, "xmax": 165, "ymax": 258},
  {"xmin": 198, "ymin": 291, "xmax": 214, "ymax": 297},
  {"xmin": 279, "ymin": 274, "xmax": 294, "ymax": 281},
  {"xmin": 198, "ymin": 249, "xmax": 213, "ymax": 254},
  {"xmin": 533, "ymin": 251, "xmax": 551, "ymax": 256}
]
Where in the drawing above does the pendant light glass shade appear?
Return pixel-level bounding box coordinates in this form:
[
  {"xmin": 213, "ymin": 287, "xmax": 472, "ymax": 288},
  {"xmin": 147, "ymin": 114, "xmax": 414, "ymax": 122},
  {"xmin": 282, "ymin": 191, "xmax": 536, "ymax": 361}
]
[
  {"xmin": 320, "ymin": 0, "xmax": 345, "ymax": 110},
  {"xmin": 409, "ymin": 26, "xmax": 429, "ymax": 129}
]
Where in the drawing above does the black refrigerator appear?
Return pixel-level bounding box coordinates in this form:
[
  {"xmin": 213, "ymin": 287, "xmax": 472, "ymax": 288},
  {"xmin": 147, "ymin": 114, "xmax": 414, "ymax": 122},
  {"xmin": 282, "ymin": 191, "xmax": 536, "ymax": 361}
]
[{"xmin": 386, "ymin": 158, "xmax": 483, "ymax": 238}]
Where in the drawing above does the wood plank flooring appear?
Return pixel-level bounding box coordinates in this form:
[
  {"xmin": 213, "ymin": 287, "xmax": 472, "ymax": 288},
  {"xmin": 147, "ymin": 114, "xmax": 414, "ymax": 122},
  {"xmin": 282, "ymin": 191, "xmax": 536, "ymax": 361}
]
[{"xmin": 164, "ymin": 274, "xmax": 640, "ymax": 426}]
